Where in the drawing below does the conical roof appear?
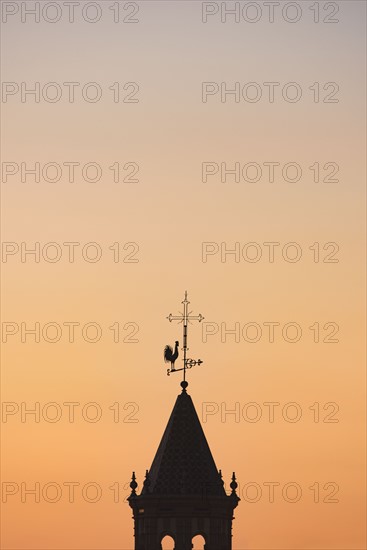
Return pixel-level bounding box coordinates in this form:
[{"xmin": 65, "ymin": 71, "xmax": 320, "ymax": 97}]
[{"xmin": 142, "ymin": 384, "xmax": 226, "ymax": 496}]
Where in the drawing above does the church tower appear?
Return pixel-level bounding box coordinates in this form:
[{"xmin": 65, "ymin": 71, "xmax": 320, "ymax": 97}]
[{"xmin": 128, "ymin": 380, "xmax": 240, "ymax": 550}]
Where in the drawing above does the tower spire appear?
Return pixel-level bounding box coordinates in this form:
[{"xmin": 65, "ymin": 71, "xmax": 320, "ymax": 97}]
[{"xmin": 128, "ymin": 381, "xmax": 240, "ymax": 549}]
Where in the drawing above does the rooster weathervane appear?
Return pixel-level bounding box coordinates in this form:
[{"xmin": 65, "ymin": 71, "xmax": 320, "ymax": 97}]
[{"xmin": 164, "ymin": 291, "xmax": 204, "ymax": 380}]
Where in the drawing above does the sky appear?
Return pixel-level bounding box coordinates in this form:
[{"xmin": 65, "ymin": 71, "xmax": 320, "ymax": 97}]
[{"xmin": 1, "ymin": 1, "xmax": 366, "ymax": 549}]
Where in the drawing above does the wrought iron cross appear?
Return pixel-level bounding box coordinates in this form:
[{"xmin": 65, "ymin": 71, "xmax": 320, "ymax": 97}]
[{"xmin": 166, "ymin": 291, "xmax": 204, "ymax": 380}]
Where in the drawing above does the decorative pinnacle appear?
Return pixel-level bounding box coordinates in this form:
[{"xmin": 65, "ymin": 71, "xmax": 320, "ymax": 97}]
[
  {"xmin": 129, "ymin": 471, "xmax": 138, "ymax": 496},
  {"xmin": 218, "ymin": 469, "xmax": 224, "ymax": 486},
  {"xmin": 143, "ymin": 469, "xmax": 151, "ymax": 491},
  {"xmin": 230, "ymin": 472, "xmax": 238, "ymax": 494}
]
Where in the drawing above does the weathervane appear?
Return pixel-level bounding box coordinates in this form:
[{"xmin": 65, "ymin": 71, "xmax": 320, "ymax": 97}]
[{"xmin": 164, "ymin": 291, "xmax": 204, "ymax": 380}]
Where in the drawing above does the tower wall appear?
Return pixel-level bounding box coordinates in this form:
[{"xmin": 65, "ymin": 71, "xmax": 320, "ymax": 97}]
[{"xmin": 130, "ymin": 495, "xmax": 238, "ymax": 550}]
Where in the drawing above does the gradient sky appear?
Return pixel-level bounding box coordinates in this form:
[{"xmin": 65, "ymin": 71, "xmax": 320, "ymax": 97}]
[{"xmin": 1, "ymin": 1, "xmax": 366, "ymax": 549}]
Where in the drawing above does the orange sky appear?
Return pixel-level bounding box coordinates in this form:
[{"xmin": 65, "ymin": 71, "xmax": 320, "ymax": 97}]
[{"xmin": 1, "ymin": 1, "xmax": 366, "ymax": 549}]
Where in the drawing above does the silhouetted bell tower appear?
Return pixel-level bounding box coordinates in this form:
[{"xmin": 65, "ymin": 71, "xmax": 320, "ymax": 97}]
[{"xmin": 128, "ymin": 380, "xmax": 240, "ymax": 550}]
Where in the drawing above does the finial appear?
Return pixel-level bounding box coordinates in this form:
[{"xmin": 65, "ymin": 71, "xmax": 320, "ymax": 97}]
[
  {"xmin": 143, "ymin": 469, "xmax": 151, "ymax": 491},
  {"xmin": 230, "ymin": 472, "xmax": 238, "ymax": 494},
  {"xmin": 219, "ymin": 469, "xmax": 224, "ymax": 486},
  {"xmin": 181, "ymin": 380, "xmax": 188, "ymax": 392},
  {"xmin": 129, "ymin": 471, "xmax": 138, "ymax": 496}
]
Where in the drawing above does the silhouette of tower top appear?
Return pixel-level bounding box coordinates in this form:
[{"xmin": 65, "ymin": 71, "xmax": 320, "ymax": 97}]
[{"xmin": 128, "ymin": 382, "xmax": 240, "ymax": 550}]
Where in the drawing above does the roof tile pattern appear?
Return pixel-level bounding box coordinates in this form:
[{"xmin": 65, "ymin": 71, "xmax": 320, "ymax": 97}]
[{"xmin": 142, "ymin": 389, "xmax": 226, "ymax": 496}]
